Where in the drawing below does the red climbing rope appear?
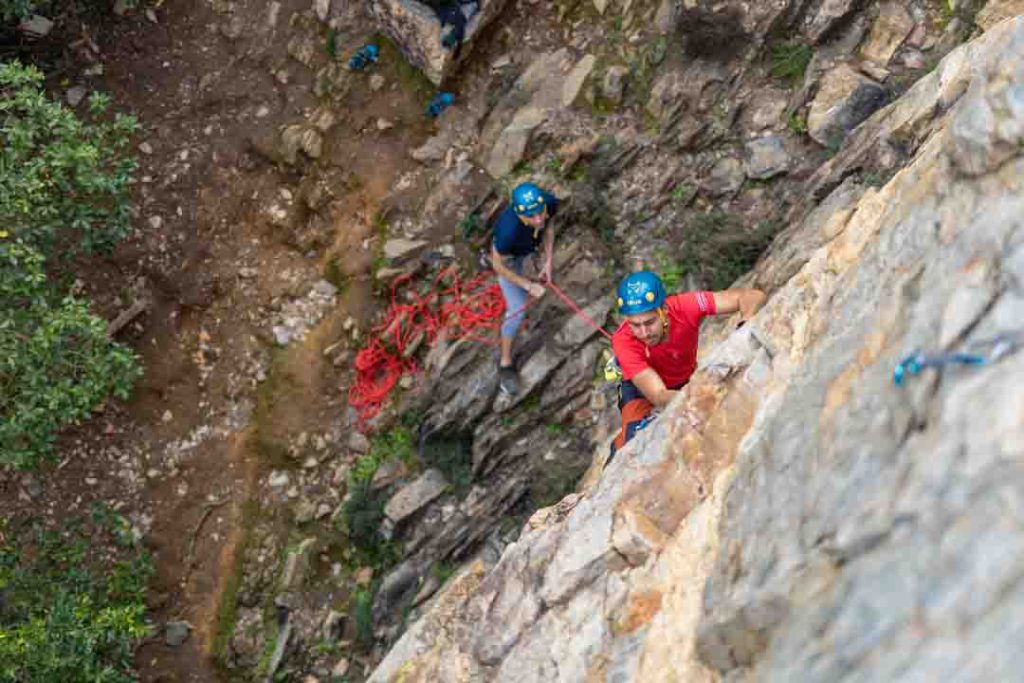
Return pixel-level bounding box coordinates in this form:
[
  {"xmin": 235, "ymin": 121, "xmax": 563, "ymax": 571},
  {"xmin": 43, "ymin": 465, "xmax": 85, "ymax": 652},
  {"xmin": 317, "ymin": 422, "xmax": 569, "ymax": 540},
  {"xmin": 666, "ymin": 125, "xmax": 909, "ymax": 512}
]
[{"xmin": 347, "ymin": 268, "xmax": 614, "ymax": 425}]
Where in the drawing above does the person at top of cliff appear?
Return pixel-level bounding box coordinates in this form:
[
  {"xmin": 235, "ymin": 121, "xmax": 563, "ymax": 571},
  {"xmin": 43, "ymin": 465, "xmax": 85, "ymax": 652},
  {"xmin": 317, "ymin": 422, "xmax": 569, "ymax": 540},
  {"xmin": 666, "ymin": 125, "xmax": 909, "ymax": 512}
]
[
  {"xmin": 424, "ymin": 0, "xmax": 479, "ymax": 54},
  {"xmin": 609, "ymin": 270, "xmax": 766, "ymax": 458},
  {"xmin": 490, "ymin": 181, "xmax": 559, "ymax": 396}
]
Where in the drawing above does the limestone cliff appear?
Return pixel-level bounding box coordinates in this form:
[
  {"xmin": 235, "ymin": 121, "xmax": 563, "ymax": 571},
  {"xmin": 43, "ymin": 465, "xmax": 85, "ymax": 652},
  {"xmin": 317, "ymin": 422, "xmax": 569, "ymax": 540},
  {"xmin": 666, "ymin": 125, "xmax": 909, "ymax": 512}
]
[{"xmin": 369, "ymin": 16, "xmax": 1024, "ymax": 682}]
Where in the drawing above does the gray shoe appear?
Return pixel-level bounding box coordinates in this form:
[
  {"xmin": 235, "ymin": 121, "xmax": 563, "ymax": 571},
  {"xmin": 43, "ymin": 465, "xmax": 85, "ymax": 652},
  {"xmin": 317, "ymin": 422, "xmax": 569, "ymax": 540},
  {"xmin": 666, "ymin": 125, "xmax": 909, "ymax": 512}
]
[{"xmin": 498, "ymin": 365, "xmax": 520, "ymax": 396}]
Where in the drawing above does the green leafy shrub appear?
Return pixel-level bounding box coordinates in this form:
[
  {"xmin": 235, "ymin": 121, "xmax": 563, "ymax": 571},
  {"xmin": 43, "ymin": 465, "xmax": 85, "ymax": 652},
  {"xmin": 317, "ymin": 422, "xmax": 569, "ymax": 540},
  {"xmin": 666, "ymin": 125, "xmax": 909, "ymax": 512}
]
[
  {"xmin": 0, "ymin": 61, "xmax": 141, "ymax": 468},
  {"xmin": 420, "ymin": 432, "xmax": 473, "ymax": 496},
  {"xmin": 1, "ymin": 61, "xmax": 138, "ymax": 255},
  {"xmin": 664, "ymin": 213, "xmax": 782, "ymax": 291},
  {"xmin": 0, "ymin": 514, "xmax": 153, "ymax": 682},
  {"xmin": 0, "ymin": 238, "xmax": 141, "ymax": 468},
  {"xmin": 769, "ymin": 41, "xmax": 812, "ymax": 86}
]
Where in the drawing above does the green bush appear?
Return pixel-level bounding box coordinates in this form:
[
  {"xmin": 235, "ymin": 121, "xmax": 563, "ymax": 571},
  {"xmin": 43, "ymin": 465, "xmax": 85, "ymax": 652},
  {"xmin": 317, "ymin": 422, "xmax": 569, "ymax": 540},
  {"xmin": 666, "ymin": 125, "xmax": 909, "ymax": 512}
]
[
  {"xmin": 0, "ymin": 239, "xmax": 140, "ymax": 468},
  {"xmin": 0, "ymin": 61, "xmax": 137, "ymax": 255},
  {"xmin": 769, "ymin": 41, "xmax": 812, "ymax": 86},
  {"xmin": 666, "ymin": 213, "xmax": 782, "ymax": 291},
  {"xmin": 0, "ymin": 61, "xmax": 141, "ymax": 468},
  {"xmin": 0, "ymin": 514, "xmax": 153, "ymax": 682}
]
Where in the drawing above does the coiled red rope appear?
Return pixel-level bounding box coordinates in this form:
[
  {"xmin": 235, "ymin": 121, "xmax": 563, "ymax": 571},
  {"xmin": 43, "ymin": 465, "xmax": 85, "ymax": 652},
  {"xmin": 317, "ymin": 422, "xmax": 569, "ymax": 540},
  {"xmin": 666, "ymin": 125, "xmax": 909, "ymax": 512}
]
[{"xmin": 347, "ymin": 267, "xmax": 612, "ymax": 425}]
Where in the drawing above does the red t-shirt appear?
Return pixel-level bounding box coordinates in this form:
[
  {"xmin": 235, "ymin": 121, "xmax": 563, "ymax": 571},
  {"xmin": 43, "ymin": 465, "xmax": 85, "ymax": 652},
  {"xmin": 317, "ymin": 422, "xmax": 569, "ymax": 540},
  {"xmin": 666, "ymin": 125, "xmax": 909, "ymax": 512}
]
[{"xmin": 611, "ymin": 291, "xmax": 717, "ymax": 388}]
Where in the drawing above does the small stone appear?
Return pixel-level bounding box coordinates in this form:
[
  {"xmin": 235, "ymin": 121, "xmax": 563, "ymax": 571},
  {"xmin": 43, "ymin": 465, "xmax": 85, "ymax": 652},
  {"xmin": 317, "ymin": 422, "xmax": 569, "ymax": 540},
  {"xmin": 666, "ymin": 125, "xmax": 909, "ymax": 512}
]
[
  {"xmin": 145, "ymin": 8, "xmax": 158, "ymax": 22},
  {"xmin": 161, "ymin": 409, "xmax": 173, "ymax": 423},
  {"xmin": 138, "ymin": 141, "xmax": 153, "ymax": 155},
  {"xmin": 149, "ymin": 216, "xmax": 163, "ymax": 230},
  {"xmin": 83, "ymin": 63, "xmax": 104, "ymax": 77},
  {"xmin": 383, "ymin": 469, "xmax": 448, "ymax": 524},
  {"xmin": 146, "ymin": 468, "xmax": 161, "ymax": 479},
  {"xmin": 18, "ymin": 14, "xmax": 54, "ymax": 38},
  {"xmin": 313, "ymin": 0, "xmax": 329, "ymax": 22},
  {"xmin": 303, "ymin": 456, "xmax": 318, "ymax": 469},
  {"xmin": 85, "ymin": 476, "xmax": 98, "ymax": 486},
  {"xmin": 112, "ymin": 0, "xmax": 130, "ymax": 15},
  {"xmin": 383, "ymin": 238, "xmax": 428, "ymax": 261},
  {"xmin": 316, "ymin": 503, "xmax": 332, "ymax": 519},
  {"xmin": 602, "ymin": 65, "xmax": 628, "ymax": 104},
  {"xmin": 256, "ymin": 105, "xmax": 271, "ymax": 118},
  {"xmin": 745, "ymin": 136, "xmax": 791, "ymax": 180},
  {"xmin": 705, "ymin": 157, "xmax": 745, "ymax": 196},
  {"xmin": 376, "ymin": 118, "xmax": 394, "ymax": 131},
  {"xmin": 165, "ymin": 621, "xmax": 191, "ymax": 647},
  {"xmin": 860, "ymin": 2, "xmax": 914, "ymax": 66},
  {"xmin": 239, "ymin": 267, "xmax": 258, "ymax": 279},
  {"xmin": 369, "ymin": 73, "xmax": 385, "ymax": 92},
  {"xmin": 332, "ymin": 658, "xmax": 350, "ymax": 677},
  {"xmin": 66, "ymin": 86, "xmax": 87, "ymax": 107},
  {"xmin": 269, "ymin": 470, "xmax": 290, "ymax": 488}
]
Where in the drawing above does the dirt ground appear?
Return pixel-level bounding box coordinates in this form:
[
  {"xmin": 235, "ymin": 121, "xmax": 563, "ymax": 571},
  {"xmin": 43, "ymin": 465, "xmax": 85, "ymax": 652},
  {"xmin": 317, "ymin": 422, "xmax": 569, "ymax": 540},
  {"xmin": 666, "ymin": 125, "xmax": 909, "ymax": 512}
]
[{"xmin": 2, "ymin": 0, "xmax": 436, "ymax": 680}]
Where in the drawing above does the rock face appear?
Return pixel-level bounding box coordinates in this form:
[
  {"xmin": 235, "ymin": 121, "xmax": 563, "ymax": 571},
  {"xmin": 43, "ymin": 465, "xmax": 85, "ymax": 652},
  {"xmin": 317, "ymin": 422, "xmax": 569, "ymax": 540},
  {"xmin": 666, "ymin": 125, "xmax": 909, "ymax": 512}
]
[
  {"xmin": 806, "ymin": 62, "xmax": 887, "ymax": 146},
  {"xmin": 482, "ymin": 50, "xmax": 597, "ymax": 178},
  {"xmin": 370, "ymin": 0, "xmax": 511, "ymax": 85},
  {"xmin": 369, "ymin": 18, "xmax": 1024, "ymax": 682}
]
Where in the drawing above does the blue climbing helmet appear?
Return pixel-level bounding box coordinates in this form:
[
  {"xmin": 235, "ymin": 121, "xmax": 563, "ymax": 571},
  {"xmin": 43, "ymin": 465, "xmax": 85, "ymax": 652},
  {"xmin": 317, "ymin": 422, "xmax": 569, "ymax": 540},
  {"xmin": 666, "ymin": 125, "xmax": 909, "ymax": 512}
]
[
  {"xmin": 617, "ymin": 271, "xmax": 667, "ymax": 316},
  {"xmin": 511, "ymin": 182, "xmax": 547, "ymax": 218}
]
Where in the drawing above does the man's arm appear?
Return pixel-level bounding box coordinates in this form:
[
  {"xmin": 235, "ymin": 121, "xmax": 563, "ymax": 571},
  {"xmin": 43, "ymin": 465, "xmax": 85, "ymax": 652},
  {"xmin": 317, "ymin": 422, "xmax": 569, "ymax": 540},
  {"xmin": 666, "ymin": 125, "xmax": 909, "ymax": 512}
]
[
  {"xmin": 712, "ymin": 288, "xmax": 767, "ymax": 321},
  {"xmin": 491, "ymin": 244, "xmax": 545, "ymax": 296},
  {"xmin": 540, "ymin": 223, "xmax": 555, "ymax": 281},
  {"xmin": 632, "ymin": 368, "xmax": 678, "ymax": 408}
]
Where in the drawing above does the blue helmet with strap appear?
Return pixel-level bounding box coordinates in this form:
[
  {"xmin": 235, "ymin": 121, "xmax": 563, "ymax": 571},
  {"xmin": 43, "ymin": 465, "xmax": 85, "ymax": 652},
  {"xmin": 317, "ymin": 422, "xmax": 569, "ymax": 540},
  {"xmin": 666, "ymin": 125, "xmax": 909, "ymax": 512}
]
[
  {"xmin": 511, "ymin": 182, "xmax": 547, "ymax": 218},
  {"xmin": 616, "ymin": 271, "xmax": 667, "ymax": 316}
]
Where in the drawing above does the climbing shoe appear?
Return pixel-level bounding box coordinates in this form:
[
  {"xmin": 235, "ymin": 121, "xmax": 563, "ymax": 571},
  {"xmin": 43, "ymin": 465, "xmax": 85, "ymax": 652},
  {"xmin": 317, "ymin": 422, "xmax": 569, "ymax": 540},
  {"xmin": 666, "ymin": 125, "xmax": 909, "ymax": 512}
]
[{"xmin": 498, "ymin": 365, "xmax": 520, "ymax": 396}]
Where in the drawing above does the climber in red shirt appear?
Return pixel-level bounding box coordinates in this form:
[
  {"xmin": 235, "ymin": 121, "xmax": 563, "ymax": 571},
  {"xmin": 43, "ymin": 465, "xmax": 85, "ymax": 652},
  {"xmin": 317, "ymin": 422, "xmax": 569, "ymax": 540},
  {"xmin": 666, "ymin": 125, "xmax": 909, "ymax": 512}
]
[{"xmin": 609, "ymin": 271, "xmax": 766, "ymax": 457}]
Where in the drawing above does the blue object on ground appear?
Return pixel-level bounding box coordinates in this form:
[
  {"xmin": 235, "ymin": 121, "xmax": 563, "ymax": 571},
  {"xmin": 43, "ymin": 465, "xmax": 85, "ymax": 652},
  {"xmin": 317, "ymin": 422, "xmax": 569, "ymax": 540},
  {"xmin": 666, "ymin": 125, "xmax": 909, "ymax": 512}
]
[
  {"xmin": 348, "ymin": 43, "xmax": 379, "ymax": 71},
  {"xmin": 426, "ymin": 92, "xmax": 455, "ymax": 118}
]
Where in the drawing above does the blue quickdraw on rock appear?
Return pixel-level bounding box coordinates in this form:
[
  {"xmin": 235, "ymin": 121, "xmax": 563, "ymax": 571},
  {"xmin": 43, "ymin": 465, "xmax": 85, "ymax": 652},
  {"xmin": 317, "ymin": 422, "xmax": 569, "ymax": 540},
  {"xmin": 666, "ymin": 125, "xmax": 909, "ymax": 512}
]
[
  {"xmin": 426, "ymin": 92, "xmax": 455, "ymax": 118},
  {"xmin": 893, "ymin": 333, "xmax": 1022, "ymax": 386},
  {"xmin": 348, "ymin": 43, "xmax": 379, "ymax": 71}
]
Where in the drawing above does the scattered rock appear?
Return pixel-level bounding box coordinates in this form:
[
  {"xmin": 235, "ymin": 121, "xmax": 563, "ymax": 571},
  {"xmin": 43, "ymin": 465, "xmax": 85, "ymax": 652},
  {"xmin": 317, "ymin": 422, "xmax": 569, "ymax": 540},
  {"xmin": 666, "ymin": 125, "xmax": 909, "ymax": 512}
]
[
  {"xmin": 348, "ymin": 431, "xmax": 370, "ymax": 454},
  {"xmin": 279, "ymin": 124, "xmax": 323, "ymax": 163},
  {"xmin": 239, "ymin": 267, "xmax": 258, "ymax": 279},
  {"xmin": 859, "ymin": 2, "xmax": 914, "ymax": 66},
  {"xmin": 139, "ymin": 141, "xmax": 154, "ymax": 155},
  {"xmin": 376, "ymin": 118, "xmax": 394, "ymax": 131},
  {"xmin": 370, "ymin": 73, "xmax": 386, "ymax": 91},
  {"xmin": 165, "ymin": 621, "xmax": 192, "ymax": 647},
  {"xmin": 803, "ymin": 0, "xmax": 859, "ymax": 43},
  {"xmin": 562, "ymin": 54, "xmax": 597, "ymax": 107},
  {"xmin": 161, "ymin": 409, "xmax": 173, "ymax": 423},
  {"xmin": 744, "ymin": 136, "xmax": 791, "ymax": 180},
  {"xmin": 332, "ymin": 658, "xmax": 350, "ymax": 677},
  {"xmin": 18, "ymin": 14, "xmax": 53, "ymax": 39},
  {"xmin": 313, "ymin": 0, "xmax": 329, "ymax": 22},
  {"xmin": 281, "ymin": 537, "xmax": 317, "ymax": 589},
  {"xmin": 383, "ymin": 238, "xmax": 428, "ymax": 262},
  {"xmin": 66, "ymin": 86, "xmax": 87, "ymax": 107},
  {"xmin": 602, "ymin": 65, "xmax": 629, "ymax": 104},
  {"xmin": 705, "ymin": 157, "xmax": 745, "ymax": 196},
  {"xmin": 371, "ymin": 457, "xmax": 407, "ymax": 490},
  {"xmin": 269, "ymin": 470, "xmax": 290, "ymax": 488},
  {"xmin": 806, "ymin": 63, "xmax": 887, "ymax": 147},
  {"xmin": 383, "ymin": 469, "xmax": 448, "ymax": 525}
]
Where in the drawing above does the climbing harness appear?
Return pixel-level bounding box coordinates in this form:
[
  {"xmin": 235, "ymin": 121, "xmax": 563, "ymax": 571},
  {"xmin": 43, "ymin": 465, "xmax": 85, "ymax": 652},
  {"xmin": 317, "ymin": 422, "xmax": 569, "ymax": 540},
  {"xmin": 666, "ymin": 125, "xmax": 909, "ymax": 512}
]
[
  {"xmin": 347, "ymin": 43, "xmax": 379, "ymax": 71},
  {"xmin": 426, "ymin": 92, "xmax": 455, "ymax": 118},
  {"xmin": 893, "ymin": 332, "xmax": 1022, "ymax": 386}
]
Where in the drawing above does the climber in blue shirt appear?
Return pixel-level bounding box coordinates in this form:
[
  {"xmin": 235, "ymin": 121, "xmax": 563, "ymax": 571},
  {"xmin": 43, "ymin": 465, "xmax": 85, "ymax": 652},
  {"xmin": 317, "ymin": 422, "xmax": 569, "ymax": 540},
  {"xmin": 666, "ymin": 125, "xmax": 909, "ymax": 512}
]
[{"xmin": 490, "ymin": 182, "xmax": 559, "ymax": 396}]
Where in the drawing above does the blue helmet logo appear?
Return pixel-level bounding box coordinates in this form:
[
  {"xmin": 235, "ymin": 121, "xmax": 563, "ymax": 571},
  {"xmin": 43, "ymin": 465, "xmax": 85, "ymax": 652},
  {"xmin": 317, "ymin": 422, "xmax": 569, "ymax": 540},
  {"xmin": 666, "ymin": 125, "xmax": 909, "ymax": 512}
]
[
  {"xmin": 512, "ymin": 182, "xmax": 546, "ymax": 217},
  {"xmin": 617, "ymin": 271, "xmax": 666, "ymax": 315}
]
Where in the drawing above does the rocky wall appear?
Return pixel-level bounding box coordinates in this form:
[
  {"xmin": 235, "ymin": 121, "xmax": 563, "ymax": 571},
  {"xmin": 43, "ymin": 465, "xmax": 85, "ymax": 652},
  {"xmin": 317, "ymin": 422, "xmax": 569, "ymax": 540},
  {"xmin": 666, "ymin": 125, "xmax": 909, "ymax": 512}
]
[{"xmin": 367, "ymin": 15, "xmax": 1024, "ymax": 683}]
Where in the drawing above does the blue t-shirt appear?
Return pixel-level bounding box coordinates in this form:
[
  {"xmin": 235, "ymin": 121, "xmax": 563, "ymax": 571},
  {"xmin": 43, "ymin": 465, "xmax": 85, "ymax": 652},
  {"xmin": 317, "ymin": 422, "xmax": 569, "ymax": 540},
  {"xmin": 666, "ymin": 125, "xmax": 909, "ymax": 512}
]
[{"xmin": 492, "ymin": 191, "xmax": 558, "ymax": 257}]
